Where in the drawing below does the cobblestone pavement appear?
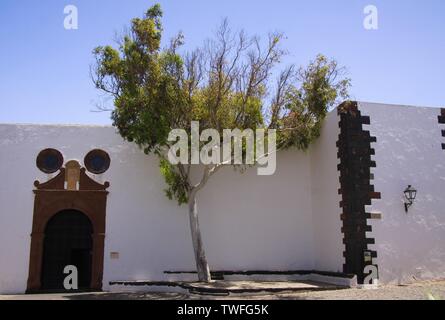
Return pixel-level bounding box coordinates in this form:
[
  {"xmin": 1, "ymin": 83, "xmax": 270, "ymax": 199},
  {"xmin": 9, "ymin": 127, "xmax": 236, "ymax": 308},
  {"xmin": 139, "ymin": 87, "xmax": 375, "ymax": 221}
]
[{"xmin": 1, "ymin": 280, "xmax": 444, "ymax": 300}]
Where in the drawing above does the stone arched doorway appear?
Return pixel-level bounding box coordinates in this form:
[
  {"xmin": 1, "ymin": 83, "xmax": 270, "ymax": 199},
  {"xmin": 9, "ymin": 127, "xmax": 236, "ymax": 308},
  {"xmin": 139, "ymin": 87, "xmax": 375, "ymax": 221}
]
[
  {"xmin": 27, "ymin": 158, "xmax": 109, "ymax": 293},
  {"xmin": 41, "ymin": 210, "xmax": 93, "ymax": 290}
]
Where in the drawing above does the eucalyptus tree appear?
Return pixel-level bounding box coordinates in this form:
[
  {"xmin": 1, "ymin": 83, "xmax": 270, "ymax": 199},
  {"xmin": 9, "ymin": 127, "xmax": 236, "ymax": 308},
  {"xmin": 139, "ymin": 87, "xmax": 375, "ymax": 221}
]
[{"xmin": 92, "ymin": 4, "xmax": 350, "ymax": 282}]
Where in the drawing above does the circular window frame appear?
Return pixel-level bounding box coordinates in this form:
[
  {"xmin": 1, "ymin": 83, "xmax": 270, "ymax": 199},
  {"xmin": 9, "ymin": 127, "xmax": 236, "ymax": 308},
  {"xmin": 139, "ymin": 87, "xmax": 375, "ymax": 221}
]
[
  {"xmin": 36, "ymin": 149, "xmax": 64, "ymax": 174},
  {"xmin": 84, "ymin": 149, "xmax": 111, "ymax": 174}
]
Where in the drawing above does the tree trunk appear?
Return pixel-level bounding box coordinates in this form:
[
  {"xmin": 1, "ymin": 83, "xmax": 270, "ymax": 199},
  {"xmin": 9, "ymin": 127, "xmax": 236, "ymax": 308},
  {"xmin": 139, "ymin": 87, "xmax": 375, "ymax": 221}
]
[{"xmin": 188, "ymin": 192, "xmax": 212, "ymax": 282}]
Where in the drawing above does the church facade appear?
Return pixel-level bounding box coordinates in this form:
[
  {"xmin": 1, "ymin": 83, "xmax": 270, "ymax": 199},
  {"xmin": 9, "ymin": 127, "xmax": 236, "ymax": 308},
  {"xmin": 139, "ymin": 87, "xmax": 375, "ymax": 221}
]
[{"xmin": 1, "ymin": 101, "xmax": 445, "ymax": 294}]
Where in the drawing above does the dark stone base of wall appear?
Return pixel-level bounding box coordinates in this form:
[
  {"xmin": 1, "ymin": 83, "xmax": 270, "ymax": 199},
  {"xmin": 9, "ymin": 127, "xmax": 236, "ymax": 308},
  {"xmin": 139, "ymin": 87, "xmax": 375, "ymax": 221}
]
[{"xmin": 164, "ymin": 270, "xmax": 355, "ymax": 280}]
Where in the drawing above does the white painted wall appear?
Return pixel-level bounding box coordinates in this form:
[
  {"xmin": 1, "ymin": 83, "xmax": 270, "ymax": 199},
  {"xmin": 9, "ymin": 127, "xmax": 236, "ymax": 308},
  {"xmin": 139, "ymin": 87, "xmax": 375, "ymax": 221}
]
[
  {"xmin": 359, "ymin": 102, "xmax": 445, "ymax": 284},
  {"xmin": 310, "ymin": 111, "xmax": 344, "ymax": 273},
  {"xmin": 2, "ymin": 102, "xmax": 444, "ymax": 293},
  {"xmin": 196, "ymin": 150, "xmax": 314, "ymax": 272},
  {"xmin": 104, "ymin": 147, "xmax": 317, "ymax": 289},
  {"xmin": 0, "ymin": 123, "xmax": 325, "ymax": 293}
]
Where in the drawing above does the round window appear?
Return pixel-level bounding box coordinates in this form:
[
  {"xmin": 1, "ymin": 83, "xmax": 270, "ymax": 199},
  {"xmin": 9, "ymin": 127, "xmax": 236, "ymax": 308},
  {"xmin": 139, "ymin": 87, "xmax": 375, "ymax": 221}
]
[
  {"xmin": 36, "ymin": 149, "xmax": 64, "ymax": 174},
  {"xmin": 84, "ymin": 149, "xmax": 110, "ymax": 174}
]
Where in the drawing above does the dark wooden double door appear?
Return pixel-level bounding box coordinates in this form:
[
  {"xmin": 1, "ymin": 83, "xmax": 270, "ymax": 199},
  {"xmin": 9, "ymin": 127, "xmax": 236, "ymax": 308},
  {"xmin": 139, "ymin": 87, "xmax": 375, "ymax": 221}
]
[{"xmin": 41, "ymin": 210, "xmax": 93, "ymax": 291}]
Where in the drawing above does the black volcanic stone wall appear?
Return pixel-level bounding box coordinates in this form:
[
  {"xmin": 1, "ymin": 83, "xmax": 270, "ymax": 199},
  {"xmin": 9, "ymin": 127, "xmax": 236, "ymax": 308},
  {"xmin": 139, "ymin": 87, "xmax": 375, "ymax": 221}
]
[
  {"xmin": 439, "ymin": 108, "xmax": 445, "ymax": 150},
  {"xmin": 337, "ymin": 101, "xmax": 380, "ymax": 284}
]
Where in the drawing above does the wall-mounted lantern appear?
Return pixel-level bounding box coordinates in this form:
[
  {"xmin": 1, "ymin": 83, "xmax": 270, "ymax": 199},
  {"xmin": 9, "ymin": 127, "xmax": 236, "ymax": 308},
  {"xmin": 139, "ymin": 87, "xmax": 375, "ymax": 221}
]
[{"xmin": 404, "ymin": 185, "xmax": 417, "ymax": 213}]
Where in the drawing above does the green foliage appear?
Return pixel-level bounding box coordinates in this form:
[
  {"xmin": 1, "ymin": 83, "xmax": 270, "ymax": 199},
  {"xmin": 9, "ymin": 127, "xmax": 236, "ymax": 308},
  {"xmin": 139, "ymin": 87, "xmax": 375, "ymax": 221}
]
[
  {"xmin": 93, "ymin": 5, "xmax": 181, "ymax": 154},
  {"xmin": 159, "ymin": 158, "xmax": 188, "ymax": 205},
  {"xmin": 92, "ymin": 4, "xmax": 351, "ymax": 204},
  {"xmin": 275, "ymin": 55, "xmax": 350, "ymax": 150}
]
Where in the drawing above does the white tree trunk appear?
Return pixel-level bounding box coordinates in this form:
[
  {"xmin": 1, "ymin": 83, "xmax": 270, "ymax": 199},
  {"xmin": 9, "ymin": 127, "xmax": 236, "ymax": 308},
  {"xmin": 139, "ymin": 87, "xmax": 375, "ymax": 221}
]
[{"xmin": 188, "ymin": 191, "xmax": 211, "ymax": 282}]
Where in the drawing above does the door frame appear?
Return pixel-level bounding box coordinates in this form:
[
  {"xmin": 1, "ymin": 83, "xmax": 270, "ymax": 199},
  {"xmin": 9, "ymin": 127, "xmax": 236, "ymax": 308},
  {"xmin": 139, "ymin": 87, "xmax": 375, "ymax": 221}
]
[{"xmin": 27, "ymin": 167, "xmax": 109, "ymax": 293}]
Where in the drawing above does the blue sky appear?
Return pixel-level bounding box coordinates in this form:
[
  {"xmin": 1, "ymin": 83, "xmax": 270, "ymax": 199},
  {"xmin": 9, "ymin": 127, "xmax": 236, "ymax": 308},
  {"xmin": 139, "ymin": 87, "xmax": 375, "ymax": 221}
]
[{"xmin": 0, "ymin": 0, "xmax": 443, "ymax": 125}]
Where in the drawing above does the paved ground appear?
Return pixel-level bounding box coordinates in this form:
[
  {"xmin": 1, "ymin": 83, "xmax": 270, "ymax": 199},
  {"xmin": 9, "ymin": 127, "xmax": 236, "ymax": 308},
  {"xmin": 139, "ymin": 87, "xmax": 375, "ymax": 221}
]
[
  {"xmin": 1, "ymin": 280, "xmax": 444, "ymax": 300},
  {"xmin": 109, "ymin": 279, "xmax": 341, "ymax": 295}
]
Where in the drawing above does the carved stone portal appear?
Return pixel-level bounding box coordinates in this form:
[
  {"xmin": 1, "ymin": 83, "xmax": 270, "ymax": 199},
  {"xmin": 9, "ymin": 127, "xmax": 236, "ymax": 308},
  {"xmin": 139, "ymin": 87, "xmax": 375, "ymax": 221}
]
[{"xmin": 27, "ymin": 160, "xmax": 109, "ymax": 292}]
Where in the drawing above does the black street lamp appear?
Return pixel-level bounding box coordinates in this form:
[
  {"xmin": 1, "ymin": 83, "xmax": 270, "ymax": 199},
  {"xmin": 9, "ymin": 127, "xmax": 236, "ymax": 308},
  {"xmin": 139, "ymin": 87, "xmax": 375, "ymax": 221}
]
[{"xmin": 404, "ymin": 185, "xmax": 417, "ymax": 213}]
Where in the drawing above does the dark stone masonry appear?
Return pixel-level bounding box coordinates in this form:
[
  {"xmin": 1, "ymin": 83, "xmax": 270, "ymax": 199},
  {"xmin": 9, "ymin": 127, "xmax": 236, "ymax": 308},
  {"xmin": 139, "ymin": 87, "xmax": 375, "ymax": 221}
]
[
  {"xmin": 337, "ymin": 101, "xmax": 380, "ymax": 284},
  {"xmin": 439, "ymin": 108, "xmax": 445, "ymax": 150}
]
